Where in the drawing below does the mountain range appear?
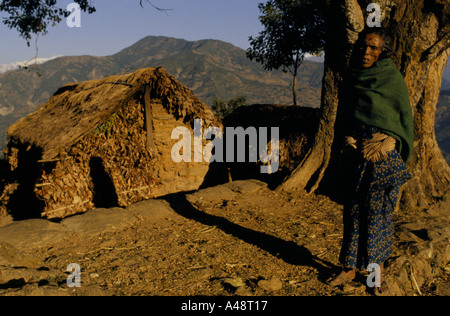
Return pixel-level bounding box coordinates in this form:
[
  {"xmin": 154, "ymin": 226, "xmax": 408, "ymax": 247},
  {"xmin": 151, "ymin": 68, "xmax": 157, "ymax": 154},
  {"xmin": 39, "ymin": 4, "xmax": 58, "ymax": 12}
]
[
  {"xmin": 0, "ymin": 36, "xmax": 323, "ymax": 152},
  {"xmin": 0, "ymin": 56, "xmax": 62, "ymax": 74},
  {"xmin": 0, "ymin": 35, "xmax": 448, "ymax": 162}
]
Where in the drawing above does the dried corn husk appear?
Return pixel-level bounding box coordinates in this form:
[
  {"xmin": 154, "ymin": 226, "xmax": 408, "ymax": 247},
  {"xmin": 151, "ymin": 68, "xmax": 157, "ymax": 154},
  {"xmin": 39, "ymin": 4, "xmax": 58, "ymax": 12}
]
[{"xmin": 361, "ymin": 132, "xmax": 396, "ymax": 162}]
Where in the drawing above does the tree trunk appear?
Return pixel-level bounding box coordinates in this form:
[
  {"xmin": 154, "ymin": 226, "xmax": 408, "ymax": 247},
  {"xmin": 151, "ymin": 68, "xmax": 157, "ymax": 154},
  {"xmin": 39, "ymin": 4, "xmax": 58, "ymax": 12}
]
[
  {"xmin": 279, "ymin": 0, "xmax": 450, "ymax": 211},
  {"xmin": 292, "ymin": 71, "xmax": 298, "ymax": 106}
]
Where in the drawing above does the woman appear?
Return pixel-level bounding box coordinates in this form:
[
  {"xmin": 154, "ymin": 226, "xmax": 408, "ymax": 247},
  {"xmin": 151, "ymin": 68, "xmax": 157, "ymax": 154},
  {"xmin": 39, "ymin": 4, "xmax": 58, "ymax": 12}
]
[{"xmin": 327, "ymin": 28, "xmax": 414, "ymax": 294}]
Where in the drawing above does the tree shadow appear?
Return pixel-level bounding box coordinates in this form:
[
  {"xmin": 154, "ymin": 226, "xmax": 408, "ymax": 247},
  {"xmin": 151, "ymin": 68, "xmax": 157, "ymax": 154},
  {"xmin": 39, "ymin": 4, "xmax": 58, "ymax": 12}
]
[{"xmin": 162, "ymin": 192, "xmax": 339, "ymax": 282}]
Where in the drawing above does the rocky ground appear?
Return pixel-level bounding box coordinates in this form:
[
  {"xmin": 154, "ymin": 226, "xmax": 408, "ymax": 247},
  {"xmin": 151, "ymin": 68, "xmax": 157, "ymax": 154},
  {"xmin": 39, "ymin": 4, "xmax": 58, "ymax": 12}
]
[{"xmin": 0, "ymin": 179, "xmax": 448, "ymax": 297}]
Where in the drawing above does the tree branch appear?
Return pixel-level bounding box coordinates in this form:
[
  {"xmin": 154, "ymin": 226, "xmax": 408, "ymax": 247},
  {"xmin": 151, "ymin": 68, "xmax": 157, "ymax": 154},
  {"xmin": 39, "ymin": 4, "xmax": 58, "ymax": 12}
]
[
  {"xmin": 421, "ymin": 26, "xmax": 450, "ymax": 62},
  {"xmin": 139, "ymin": 0, "xmax": 172, "ymax": 15},
  {"xmin": 343, "ymin": 0, "xmax": 365, "ymax": 44}
]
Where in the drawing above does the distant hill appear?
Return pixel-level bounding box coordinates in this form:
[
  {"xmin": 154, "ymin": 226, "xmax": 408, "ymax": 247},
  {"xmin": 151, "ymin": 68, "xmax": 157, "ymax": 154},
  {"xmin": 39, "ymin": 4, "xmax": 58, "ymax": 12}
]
[
  {"xmin": 442, "ymin": 66, "xmax": 450, "ymax": 90},
  {"xmin": 0, "ymin": 36, "xmax": 323, "ymax": 152},
  {"xmin": 436, "ymin": 90, "xmax": 450, "ymax": 164},
  {"xmin": 436, "ymin": 63, "xmax": 450, "ymax": 164}
]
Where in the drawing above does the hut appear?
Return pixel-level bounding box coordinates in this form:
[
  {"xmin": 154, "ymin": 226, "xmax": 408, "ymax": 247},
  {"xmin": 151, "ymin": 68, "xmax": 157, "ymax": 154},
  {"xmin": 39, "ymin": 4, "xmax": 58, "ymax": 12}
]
[{"xmin": 3, "ymin": 68, "xmax": 221, "ymax": 219}]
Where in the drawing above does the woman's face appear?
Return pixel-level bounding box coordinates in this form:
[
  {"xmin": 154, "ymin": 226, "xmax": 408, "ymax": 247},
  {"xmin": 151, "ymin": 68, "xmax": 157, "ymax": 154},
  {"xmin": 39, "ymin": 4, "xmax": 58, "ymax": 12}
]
[{"xmin": 358, "ymin": 33, "xmax": 383, "ymax": 68}]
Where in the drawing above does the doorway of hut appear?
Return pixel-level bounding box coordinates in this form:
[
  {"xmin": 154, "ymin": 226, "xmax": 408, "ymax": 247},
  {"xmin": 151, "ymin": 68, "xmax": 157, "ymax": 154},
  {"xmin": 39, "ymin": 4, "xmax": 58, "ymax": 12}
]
[{"xmin": 89, "ymin": 157, "xmax": 119, "ymax": 209}]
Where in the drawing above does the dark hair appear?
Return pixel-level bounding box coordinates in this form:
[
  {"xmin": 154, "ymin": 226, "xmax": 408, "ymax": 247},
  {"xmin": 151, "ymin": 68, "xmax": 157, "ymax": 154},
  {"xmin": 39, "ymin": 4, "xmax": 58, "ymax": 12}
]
[{"xmin": 356, "ymin": 27, "xmax": 394, "ymax": 59}]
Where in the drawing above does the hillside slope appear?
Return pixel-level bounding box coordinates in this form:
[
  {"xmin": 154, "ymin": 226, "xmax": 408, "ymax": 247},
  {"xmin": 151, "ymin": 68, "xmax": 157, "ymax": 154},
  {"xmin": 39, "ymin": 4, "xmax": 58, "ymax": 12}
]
[{"xmin": 436, "ymin": 90, "xmax": 450, "ymax": 163}]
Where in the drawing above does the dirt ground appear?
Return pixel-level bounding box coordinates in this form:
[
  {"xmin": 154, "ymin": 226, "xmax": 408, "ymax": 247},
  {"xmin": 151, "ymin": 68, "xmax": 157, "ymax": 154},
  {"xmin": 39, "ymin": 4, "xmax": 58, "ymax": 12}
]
[{"xmin": 0, "ymin": 179, "xmax": 448, "ymax": 297}]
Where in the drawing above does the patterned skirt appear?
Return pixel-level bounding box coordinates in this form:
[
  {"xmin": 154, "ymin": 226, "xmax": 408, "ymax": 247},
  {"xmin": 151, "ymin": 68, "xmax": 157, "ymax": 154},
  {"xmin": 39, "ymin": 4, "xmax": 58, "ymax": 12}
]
[{"xmin": 338, "ymin": 127, "xmax": 412, "ymax": 269}]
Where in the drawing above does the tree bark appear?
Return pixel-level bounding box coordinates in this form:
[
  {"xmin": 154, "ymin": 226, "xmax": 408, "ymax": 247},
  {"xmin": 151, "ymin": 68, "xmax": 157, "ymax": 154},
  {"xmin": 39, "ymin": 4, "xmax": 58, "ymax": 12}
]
[
  {"xmin": 291, "ymin": 53, "xmax": 301, "ymax": 106},
  {"xmin": 292, "ymin": 71, "xmax": 298, "ymax": 106},
  {"xmin": 279, "ymin": 0, "xmax": 450, "ymax": 211}
]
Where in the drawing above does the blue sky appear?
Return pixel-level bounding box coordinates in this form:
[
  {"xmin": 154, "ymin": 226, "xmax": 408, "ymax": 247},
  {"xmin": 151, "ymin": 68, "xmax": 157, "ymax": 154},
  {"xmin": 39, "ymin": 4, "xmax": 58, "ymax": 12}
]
[{"xmin": 0, "ymin": 0, "xmax": 264, "ymax": 66}]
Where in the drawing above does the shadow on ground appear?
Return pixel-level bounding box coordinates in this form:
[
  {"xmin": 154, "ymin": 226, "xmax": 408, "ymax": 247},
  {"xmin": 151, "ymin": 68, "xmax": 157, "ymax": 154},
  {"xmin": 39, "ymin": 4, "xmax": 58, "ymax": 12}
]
[{"xmin": 162, "ymin": 191, "xmax": 339, "ymax": 283}]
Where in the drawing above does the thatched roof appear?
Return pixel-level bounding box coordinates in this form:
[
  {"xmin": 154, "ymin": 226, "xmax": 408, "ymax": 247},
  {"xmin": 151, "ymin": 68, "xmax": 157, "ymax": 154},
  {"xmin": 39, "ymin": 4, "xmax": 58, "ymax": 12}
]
[{"xmin": 8, "ymin": 67, "xmax": 221, "ymax": 161}]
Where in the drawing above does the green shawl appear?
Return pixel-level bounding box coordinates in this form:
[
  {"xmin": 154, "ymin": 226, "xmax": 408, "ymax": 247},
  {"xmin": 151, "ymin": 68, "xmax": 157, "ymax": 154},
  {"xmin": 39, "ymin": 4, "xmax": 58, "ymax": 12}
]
[{"xmin": 350, "ymin": 58, "xmax": 414, "ymax": 163}]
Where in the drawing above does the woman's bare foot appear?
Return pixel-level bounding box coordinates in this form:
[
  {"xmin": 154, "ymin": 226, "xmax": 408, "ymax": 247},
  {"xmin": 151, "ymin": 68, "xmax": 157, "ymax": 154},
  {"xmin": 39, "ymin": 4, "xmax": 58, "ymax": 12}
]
[{"xmin": 327, "ymin": 269, "xmax": 356, "ymax": 287}]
